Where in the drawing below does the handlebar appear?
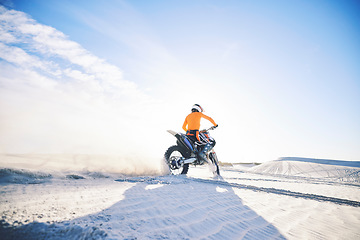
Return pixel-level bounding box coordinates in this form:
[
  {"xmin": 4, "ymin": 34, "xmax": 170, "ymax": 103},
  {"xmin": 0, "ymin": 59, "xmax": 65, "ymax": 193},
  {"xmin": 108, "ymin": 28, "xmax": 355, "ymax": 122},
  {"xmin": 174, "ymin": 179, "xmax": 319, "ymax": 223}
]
[{"xmin": 201, "ymin": 124, "xmax": 218, "ymax": 132}]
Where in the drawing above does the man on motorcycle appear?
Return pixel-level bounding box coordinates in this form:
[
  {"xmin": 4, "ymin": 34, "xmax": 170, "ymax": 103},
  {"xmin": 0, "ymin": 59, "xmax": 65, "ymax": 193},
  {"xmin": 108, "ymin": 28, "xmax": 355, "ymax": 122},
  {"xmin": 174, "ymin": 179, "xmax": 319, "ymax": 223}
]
[{"xmin": 182, "ymin": 104, "xmax": 218, "ymax": 162}]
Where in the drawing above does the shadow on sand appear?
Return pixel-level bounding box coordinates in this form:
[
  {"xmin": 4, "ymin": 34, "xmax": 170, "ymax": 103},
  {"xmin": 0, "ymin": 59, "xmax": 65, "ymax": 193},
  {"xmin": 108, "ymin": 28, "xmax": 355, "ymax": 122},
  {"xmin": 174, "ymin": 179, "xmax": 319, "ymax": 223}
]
[{"xmin": 1, "ymin": 175, "xmax": 286, "ymax": 239}]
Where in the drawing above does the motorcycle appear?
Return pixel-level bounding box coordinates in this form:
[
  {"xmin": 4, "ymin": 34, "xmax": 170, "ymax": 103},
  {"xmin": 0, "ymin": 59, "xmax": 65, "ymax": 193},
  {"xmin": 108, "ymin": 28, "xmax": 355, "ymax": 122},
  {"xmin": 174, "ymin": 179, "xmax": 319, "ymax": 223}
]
[{"xmin": 164, "ymin": 126, "xmax": 220, "ymax": 175}]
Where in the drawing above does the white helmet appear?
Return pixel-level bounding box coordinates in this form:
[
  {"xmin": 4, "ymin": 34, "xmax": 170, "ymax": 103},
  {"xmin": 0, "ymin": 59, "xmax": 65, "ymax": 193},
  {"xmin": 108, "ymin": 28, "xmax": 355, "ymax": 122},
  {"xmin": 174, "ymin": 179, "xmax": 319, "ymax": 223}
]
[{"xmin": 191, "ymin": 104, "xmax": 204, "ymax": 112}]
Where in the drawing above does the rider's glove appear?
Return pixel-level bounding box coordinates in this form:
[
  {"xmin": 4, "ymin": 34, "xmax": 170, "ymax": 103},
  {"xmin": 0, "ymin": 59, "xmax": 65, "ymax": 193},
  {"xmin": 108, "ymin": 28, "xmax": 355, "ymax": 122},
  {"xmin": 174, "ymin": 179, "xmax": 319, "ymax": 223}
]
[{"xmin": 210, "ymin": 124, "xmax": 218, "ymax": 130}]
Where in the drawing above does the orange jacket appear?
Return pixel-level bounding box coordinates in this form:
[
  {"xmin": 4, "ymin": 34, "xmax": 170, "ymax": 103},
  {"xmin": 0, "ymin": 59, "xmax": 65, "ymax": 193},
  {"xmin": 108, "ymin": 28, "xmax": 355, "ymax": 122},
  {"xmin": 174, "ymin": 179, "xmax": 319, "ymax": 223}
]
[{"xmin": 182, "ymin": 112, "xmax": 217, "ymax": 132}]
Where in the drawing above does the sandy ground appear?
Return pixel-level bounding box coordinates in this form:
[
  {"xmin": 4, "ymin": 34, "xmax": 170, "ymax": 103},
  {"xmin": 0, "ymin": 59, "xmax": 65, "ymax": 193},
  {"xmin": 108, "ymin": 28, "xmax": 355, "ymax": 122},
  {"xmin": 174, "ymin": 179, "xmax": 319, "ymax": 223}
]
[{"xmin": 0, "ymin": 156, "xmax": 360, "ymax": 239}]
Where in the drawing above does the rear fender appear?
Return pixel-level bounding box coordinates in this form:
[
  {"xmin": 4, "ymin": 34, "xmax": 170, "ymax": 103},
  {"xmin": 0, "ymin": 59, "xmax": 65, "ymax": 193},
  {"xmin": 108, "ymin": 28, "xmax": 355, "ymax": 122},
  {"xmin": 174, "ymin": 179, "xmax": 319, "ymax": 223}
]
[{"xmin": 167, "ymin": 130, "xmax": 195, "ymax": 154}]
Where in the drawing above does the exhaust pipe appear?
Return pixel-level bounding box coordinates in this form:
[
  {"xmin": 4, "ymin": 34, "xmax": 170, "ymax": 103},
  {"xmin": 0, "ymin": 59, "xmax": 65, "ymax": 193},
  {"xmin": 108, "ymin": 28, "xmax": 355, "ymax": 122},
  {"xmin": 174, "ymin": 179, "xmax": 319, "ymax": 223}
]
[{"xmin": 183, "ymin": 158, "xmax": 197, "ymax": 164}]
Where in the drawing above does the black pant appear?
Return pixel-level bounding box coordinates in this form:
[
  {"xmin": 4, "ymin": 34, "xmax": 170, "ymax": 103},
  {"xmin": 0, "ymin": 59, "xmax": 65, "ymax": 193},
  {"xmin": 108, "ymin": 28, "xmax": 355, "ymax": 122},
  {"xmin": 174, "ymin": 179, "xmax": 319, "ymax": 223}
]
[{"xmin": 186, "ymin": 130, "xmax": 199, "ymax": 143}]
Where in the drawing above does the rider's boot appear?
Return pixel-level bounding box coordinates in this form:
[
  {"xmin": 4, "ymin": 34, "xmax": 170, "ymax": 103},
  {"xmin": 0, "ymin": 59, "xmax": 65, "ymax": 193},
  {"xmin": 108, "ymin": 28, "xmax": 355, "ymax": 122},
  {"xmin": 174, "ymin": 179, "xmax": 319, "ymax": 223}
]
[{"xmin": 198, "ymin": 143, "xmax": 212, "ymax": 163}]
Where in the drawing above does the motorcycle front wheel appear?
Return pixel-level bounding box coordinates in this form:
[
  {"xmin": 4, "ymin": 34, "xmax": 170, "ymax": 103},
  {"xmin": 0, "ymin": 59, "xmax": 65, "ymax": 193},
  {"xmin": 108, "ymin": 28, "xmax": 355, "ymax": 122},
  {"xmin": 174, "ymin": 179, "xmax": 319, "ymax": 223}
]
[{"xmin": 164, "ymin": 145, "xmax": 189, "ymax": 175}]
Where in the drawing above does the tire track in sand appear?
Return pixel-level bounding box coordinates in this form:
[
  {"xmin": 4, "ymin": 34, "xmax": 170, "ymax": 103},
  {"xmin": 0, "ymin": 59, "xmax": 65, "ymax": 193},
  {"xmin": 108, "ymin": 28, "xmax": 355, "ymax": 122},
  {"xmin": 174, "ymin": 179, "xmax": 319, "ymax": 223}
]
[{"xmin": 188, "ymin": 178, "xmax": 360, "ymax": 207}]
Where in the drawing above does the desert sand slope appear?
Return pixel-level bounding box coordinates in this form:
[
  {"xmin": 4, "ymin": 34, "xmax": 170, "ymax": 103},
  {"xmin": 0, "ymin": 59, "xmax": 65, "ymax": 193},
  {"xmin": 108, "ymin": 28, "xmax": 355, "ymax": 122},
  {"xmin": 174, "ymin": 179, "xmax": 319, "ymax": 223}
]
[
  {"xmin": 248, "ymin": 157, "xmax": 360, "ymax": 182},
  {"xmin": 0, "ymin": 172, "xmax": 284, "ymax": 239},
  {"xmin": 0, "ymin": 155, "xmax": 359, "ymax": 239}
]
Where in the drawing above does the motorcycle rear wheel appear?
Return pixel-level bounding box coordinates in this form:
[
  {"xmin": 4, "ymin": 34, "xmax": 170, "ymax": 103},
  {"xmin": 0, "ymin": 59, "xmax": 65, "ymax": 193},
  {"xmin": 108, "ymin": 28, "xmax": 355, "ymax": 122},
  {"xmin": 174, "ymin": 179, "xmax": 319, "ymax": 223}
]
[{"xmin": 164, "ymin": 145, "xmax": 189, "ymax": 175}]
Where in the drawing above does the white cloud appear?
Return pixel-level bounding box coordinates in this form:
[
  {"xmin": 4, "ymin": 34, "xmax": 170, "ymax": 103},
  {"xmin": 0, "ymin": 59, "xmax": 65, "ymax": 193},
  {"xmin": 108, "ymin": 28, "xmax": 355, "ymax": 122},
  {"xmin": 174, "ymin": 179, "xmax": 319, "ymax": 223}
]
[
  {"xmin": 0, "ymin": 28, "xmax": 16, "ymax": 43},
  {"xmin": 64, "ymin": 68, "xmax": 96, "ymax": 83},
  {"xmin": 0, "ymin": 5, "xmax": 140, "ymax": 97},
  {"xmin": 0, "ymin": 43, "xmax": 46, "ymax": 69},
  {"xmin": 0, "ymin": 6, "xmax": 163, "ymax": 158}
]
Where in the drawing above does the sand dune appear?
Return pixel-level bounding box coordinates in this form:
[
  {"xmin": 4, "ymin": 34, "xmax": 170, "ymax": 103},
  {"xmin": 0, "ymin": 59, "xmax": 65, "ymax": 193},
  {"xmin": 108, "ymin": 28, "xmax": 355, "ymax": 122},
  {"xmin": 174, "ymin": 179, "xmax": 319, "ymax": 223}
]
[
  {"xmin": 1, "ymin": 155, "xmax": 359, "ymax": 239},
  {"xmin": 248, "ymin": 157, "xmax": 360, "ymax": 182}
]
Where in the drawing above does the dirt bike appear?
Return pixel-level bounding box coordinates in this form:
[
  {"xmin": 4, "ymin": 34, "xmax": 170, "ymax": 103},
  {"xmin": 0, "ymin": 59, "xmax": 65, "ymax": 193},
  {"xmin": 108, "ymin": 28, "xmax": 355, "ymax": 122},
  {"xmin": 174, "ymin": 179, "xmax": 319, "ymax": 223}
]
[{"xmin": 164, "ymin": 126, "xmax": 220, "ymax": 175}]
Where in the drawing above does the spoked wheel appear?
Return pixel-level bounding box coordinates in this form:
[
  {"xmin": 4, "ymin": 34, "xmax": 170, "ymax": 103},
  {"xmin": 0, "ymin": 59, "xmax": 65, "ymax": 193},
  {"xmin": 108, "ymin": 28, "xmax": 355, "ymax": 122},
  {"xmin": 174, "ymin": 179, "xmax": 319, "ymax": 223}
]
[
  {"xmin": 164, "ymin": 145, "xmax": 189, "ymax": 175},
  {"xmin": 209, "ymin": 151, "xmax": 220, "ymax": 176}
]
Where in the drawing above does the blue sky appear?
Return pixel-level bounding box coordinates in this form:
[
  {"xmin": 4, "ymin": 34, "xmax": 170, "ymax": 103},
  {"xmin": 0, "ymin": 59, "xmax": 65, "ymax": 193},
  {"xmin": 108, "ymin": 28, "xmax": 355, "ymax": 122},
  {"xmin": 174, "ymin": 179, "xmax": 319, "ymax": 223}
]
[{"xmin": 0, "ymin": 0, "xmax": 359, "ymax": 162}]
